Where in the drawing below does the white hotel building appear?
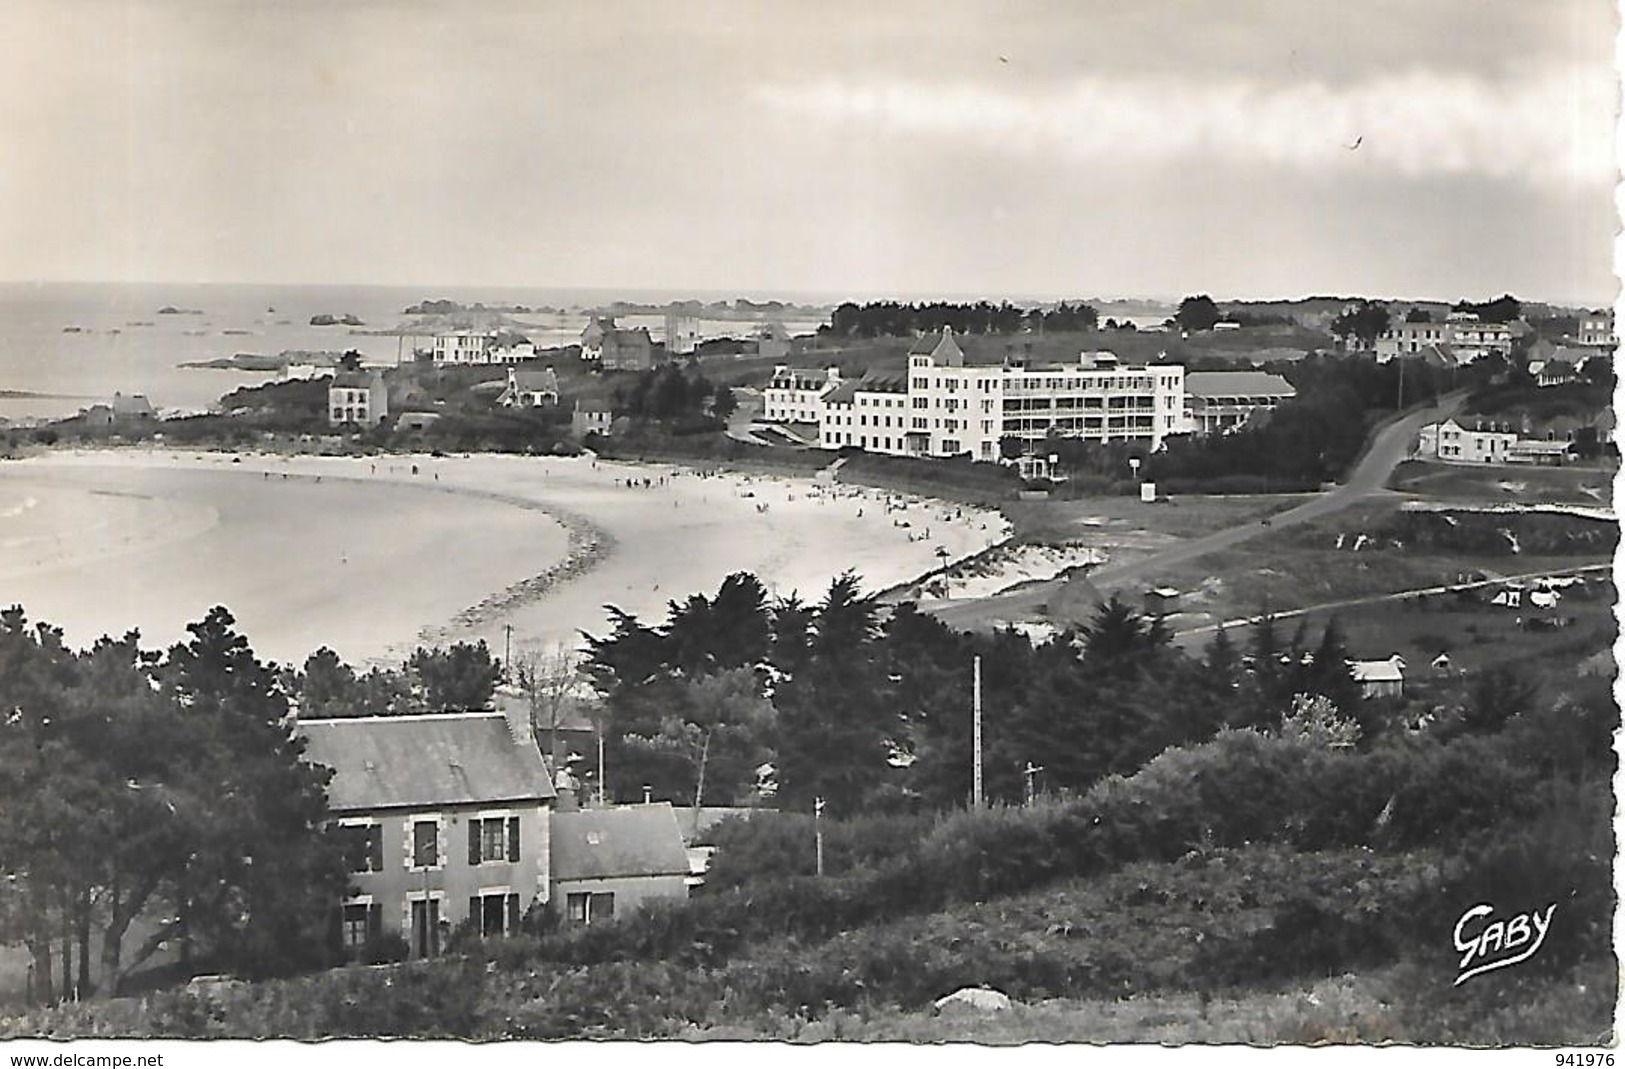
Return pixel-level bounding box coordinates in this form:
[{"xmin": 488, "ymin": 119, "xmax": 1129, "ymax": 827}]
[{"xmin": 817, "ymin": 329, "xmax": 1188, "ymax": 460}]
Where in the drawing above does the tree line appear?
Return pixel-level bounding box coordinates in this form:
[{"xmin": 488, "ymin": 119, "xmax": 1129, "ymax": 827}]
[
  {"xmin": 574, "ymin": 570, "xmax": 1519, "ymax": 818},
  {"xmin": 822, "ymin": 301, "xmax": 1099, "ymax": 339},
  {"xmin": 610, "ymin": 364, "xmax": 736, "ymax": 429},
  {"xmin": 1013, "ymin": 351, "xmax": 1484, "ymax": 492},
  {"xmin": 0, "ymin": 607, "xmax": 349, "ymax": 1002}
]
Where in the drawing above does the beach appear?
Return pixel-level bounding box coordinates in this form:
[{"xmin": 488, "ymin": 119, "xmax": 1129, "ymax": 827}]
[{"xmin": 0, "ymin": 449, "xmax": 1009, "ymax": 667}]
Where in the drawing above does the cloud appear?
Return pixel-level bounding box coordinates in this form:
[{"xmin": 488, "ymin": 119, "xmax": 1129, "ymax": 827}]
[{"xmin": 755, "ymin": 67, "xmax": 1616, "ymax": 186}]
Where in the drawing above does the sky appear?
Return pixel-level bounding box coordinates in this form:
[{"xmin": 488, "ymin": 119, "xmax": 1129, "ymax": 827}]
[{"xmin": 0, "ymin": 0, "xmax": 1617, "ymax": 305}]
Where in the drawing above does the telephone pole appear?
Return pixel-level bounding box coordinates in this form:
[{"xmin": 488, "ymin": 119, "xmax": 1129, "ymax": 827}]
[
  {"xmin": 972, "ymin": 655, "xmax": 983, "ymax": 809},
  {"xmin": 814, "ymin": 797, "xmax": 825, "ymax": 876}
]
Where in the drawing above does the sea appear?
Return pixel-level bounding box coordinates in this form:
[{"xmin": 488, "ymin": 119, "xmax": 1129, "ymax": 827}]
[{"xmin": 0, "ymin": 282, "xmax": 831, "ymax": 424}]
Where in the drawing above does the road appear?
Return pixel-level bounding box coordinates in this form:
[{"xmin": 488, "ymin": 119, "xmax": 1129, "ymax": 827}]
[{"xmin": 925, "ymin": 390, "xmax": 1470, "ymax": 631}]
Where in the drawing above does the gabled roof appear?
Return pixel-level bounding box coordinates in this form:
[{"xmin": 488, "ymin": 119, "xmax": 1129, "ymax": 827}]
[
  {"xmin": 300, "ymin": 712, "xmax": 555, "ymax": 813},
  {"xmin": 1350, "ymin": 658, "xmax": 1405, "ymax": 683},
  {"xmin": 908, "ymin": 328, "xmax": 965, "ymax": 365},
  {"xmin": 330, "ymin": 371, "xmax": 379, "ymax": 389},
  {"xmin": 575, "ymin": 398, "xmax": 614, "ymax": 414},
  {"xmin": 111, "ymin": 393, "xmax": 155, "ymax": 416},
  {"xmin": 551, "ymin": 803, "xmax": 692, "ymax": 881},
  {"xmin": 508, "ymin": 368, "xmax": 560, "ymax": 391},
  {"xmin": 604, "ymin": 327, "xmax": 652, "ymax": 345},
  {"xmin": 1184, "ymin": 371, "xmax": 1296, "ymax": 399}
]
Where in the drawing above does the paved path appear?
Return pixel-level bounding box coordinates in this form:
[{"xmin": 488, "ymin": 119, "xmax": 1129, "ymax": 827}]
[{"xmin": 925, "ymin": 391, "xmax": 1470, "ymax": 631}]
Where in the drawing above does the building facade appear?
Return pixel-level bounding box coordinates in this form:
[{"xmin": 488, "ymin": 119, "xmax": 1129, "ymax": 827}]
[
  {"xmin": 664, "ymin": 312, "xmax": 700, "ymax": 356},
  {"xmin": 810, "ymin": 329, "xmax": 1187, "ymax": 461},
  {"xmin": 1578, "ymin": 311, "xmax": 1616, "ymax": 348},
  {"xmin": 764, "ymin": 365, "xmax": 841, "ymax": 424},
  {"xmin": 550, "ymin": 805, "xmax": 694, "ymax": 927},
  {"xmin": 1183, "ymin": 371, "xmax": 1296, "ymax": 435},
  {"xmin": 571, "ymin": 398, "xmax": 614, "ymax": 438},
  {"xmin": 328, "ymin": 371, "xmax": 388, "ymax": 427},
  {"xmin": 498, "ymin": 367, "xmax": 561, "ymax": 408},
  {"xmin": 581, "ymin": 318, "xmax": 659, "ymax": 371},
  {"xmin": 299, "ymin": 708, "xmax": 557, "ymax": 960},
  {"xmin": 818, "ymin": 375, "xmax": 910, "ymax": 452},
  {"xmin": 1416, "ymin": 417, "xmax": 1517, "ymax": 463},
  {"xmin": 432, "ymin": 331, "xmax": 536, "ymax": 366},
  {"xmin": 1375, "ymin": 314, "xmax": 1513, "ymax": 363}
]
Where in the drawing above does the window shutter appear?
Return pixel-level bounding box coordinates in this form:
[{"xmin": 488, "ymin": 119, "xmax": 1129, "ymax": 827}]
[
  {"xmin": 367, "ymin": 826, "xmax": 383, "ymax": 872},
  {"xmin": 507, "ymin": 816, "xmax": 521, "ymax": 862},
  {"xmin": 506, "ymin": 893, "xmax": 520, "ymax": 935},
  {"xmin": 468, "ymin": 896, "xmax": 479, "ymax": 934},
  {"xmin": 435, "ymin": 819, "xmax": 445, "ymax": 869},
  {"xmin": 367, "ymin": 903, "xmax": 382, "ymax": 942},
  {"xmin": 468, "ymin": 820, "xmax": 482, "ymax": 866},
  {"xmin": 402, "ymin": 820, "xmax": 414, "ymax": 870}
]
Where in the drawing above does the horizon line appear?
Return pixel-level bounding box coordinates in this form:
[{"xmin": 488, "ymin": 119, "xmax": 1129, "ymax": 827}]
[{"xmin": 0, "ymin": 277, "xmax": 1612, "ymax": 312}]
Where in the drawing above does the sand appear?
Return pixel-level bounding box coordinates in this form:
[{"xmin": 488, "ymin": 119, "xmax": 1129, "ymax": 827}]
[{"xmin": 0, "ymin": 449, "xmax": 1009, "ymax": 667}]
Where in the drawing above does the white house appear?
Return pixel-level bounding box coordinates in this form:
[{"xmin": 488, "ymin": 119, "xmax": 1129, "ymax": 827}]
[
  {"xmin": 328, "ymin": 370, "xmax": 388, "ymax": 428},
  {"xmin": 1350, "ymin": 655, "xmax": 1406, "ymax": 699},
  {"xmin": 1376, "ymin": 314, "xmax": 1512, "ymax": 363},
  {"xmin": 498, "ymin": 367, "xmax": 561, "ymax": 408},
  {"xmin": 433, "ymin": 331, "xmax": 535, "ymax": 366},
  {"xmin": 1578, "ymin": 310, "xmax": 1616, "ymax": 348},
  {"xmin": 764, "ymin": 365, "xmax": 842, "ymax": 424},
  {"xmin": 1416, "ymin": 417, "xmax": 1516, "ymax": 463}
]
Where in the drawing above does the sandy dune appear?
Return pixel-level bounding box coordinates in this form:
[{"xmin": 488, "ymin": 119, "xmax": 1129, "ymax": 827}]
[{"xmin": 0, "ymin": 450, "xmax": 1008, "ymax": 667}]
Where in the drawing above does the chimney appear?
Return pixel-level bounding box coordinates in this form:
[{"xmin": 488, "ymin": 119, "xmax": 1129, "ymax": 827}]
[
  {"xmin": 492, "ymin": 683, "xmax": 534, "ymax": 750},
  {"xmin": 554, "ymin": 767, "xmax": 580, "ymax": 811}
]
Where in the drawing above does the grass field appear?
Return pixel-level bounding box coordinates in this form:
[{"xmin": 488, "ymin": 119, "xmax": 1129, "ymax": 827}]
[{"xmin": 1390, "ymin": 459, "xmax": 1614, "ymax": 507}]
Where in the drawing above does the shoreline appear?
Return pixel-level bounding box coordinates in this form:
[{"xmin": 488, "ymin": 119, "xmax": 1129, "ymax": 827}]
[{"xmin": 3, "ymin": 445, "xmax": 1012, "ymax": 665}]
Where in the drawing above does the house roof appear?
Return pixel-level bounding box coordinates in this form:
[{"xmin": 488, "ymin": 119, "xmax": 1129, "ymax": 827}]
[
  {"xmin": 1350, "ymin": 659, "xmax": 1405, "ymax": 683},
  {"xmin": 605, "ymin": 328, "xmax": 652, "ymax": 345},
  {"xmin": 111, "ymin": 393, "xmax": 155, "ymax": 416},
  {"xmin": 330, "ymin": 371, "xmax": 378, "ymax": 389},
  {"xmin": 575, "ymin": 398, "xmax": 613, "ymax": 413},
  {"xmin": 509, "ymin": 368, "xmax": 560, "ymax": 391},
  {"xmin": 1184, "ymin": 371, "xmax": 1296, "ymax": 399},
  {"xmin": 299, "ymin": 712, "xmax": 555, "ymax": 813},
  {"xmin": 908, "ymin": 329, "xmax": 965, "ymax": 364},
  {"xmin": 550, "ymin": 803, "xmax": 692, "ymax": 881},
  {"xmin": 826, "ymin": 373, "xmax": 907, "ymax": 405},
  {"xmin": 770, "ymin": 366, "xmax": 834, "ymax": 389}
]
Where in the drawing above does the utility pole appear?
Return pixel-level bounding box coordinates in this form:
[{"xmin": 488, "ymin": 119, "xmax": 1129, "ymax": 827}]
[
  {"xmin": 814, "ymin": 796, "xmax": 825, "ymax": 876},
  {"xmin": 1023, "ymin": 762, "xmax": 1044, "ymax": 806},
  {"xmin": 503, "ymin": 624, "xmax": 513, "ymax": 682},
  {"xmin": 972, "ymin": 655, "xmax": 983, "ymax": 809}
]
